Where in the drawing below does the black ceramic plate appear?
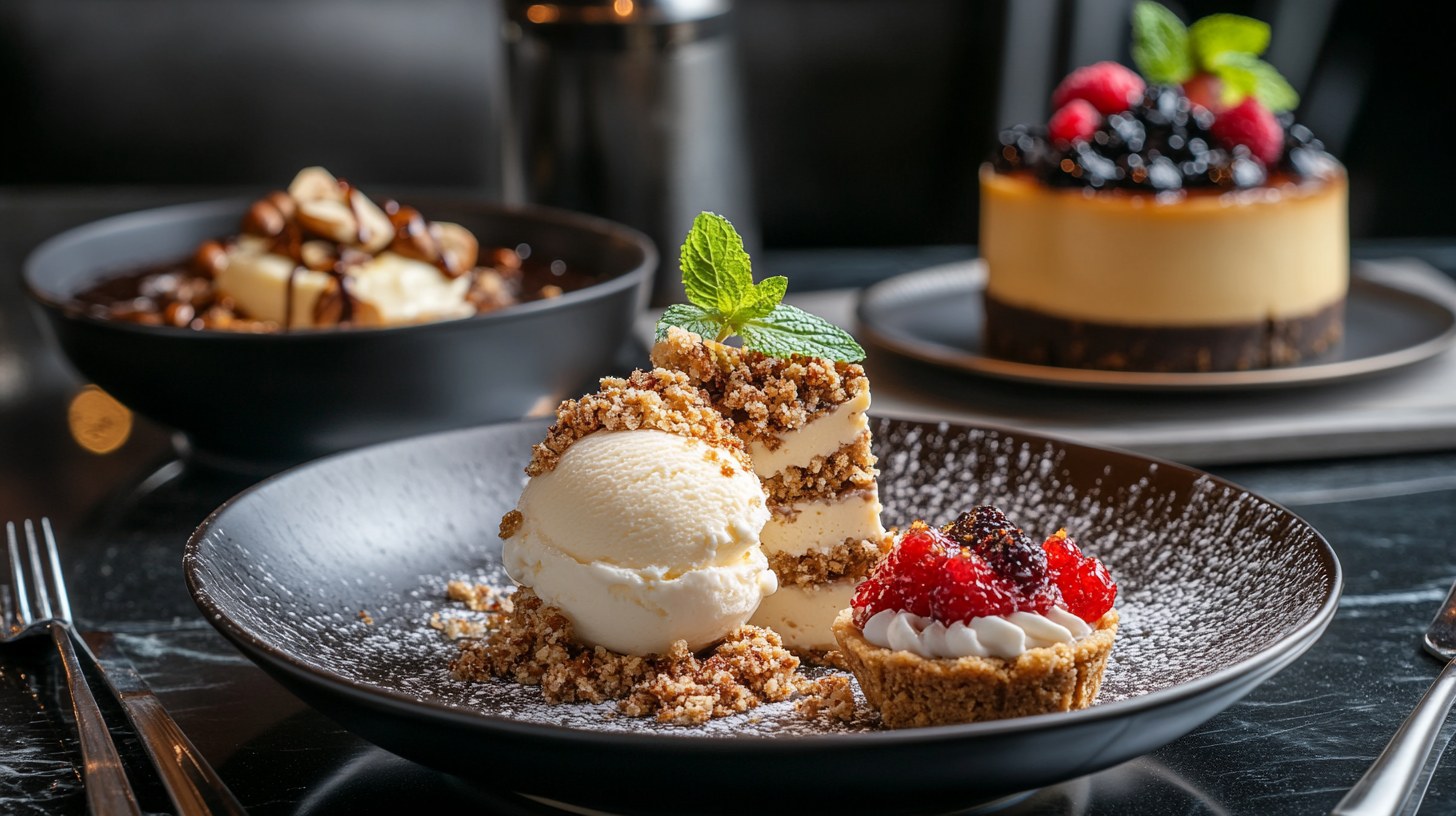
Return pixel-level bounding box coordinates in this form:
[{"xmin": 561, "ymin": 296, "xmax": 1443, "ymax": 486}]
[
  {"xmin": 185, "ymin": 418, "xmax": 1340, "ymax": 814},
  {"xmin": 857, "ymin": 262, "xmax": 1456, "ymax": 391}
]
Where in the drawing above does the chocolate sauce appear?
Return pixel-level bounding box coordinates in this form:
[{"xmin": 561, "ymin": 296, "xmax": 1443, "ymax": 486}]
[{"xmin": 70, "ymin": 241, "xmax": 595, "ymax": 332}]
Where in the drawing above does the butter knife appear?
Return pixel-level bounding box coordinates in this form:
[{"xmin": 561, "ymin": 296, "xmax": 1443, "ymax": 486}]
[
  {"xmin": 79, "ymin": 632, "xmax": 248, "ymax": 816},
  {"xmin": 1331, "ymin": 578, "xmax": 1456, "ymax": 816}
]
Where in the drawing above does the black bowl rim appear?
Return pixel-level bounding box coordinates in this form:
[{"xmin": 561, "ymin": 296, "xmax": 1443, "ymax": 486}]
[
  {"xmin": 23, "ymin": 197, "xmax": 657, "ymax": 341},
  {"xmin": 184, "ymin": 416, "xmax": 1343, "ymax": 750}
]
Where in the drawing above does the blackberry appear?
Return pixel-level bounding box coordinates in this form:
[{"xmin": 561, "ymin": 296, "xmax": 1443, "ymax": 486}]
[{"xmin": 941, "ymin": 506, "xmax": 1048, "ymax": 585}]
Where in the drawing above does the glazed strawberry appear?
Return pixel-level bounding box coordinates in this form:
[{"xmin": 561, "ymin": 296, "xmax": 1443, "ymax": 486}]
[
  {"xmin": 1043, "ymin": 530, "xmax": 1117, "ymax": 622},
  {"xmin": 1051, "ymin": 61, "xmax": 1146, "ymax": 115},
  {"xmin": 933, "ymin": 549, "xmax": 1018, "ymax": 622},
  {"xmin": 1047, "ymin": 100, "xmax": 1101, "ymax": 145},
  {"xmin": 1210, "ymin": 97, "xmax": 1283, "ymax": 165}
]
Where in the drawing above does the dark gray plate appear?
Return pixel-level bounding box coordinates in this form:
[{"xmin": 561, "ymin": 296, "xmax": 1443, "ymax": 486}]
[
  {"xmin": 185, "ymin": 417, "xmax": 1340, "ymax": 814},
  {"xmin": 857, "ymin": 262, "xmax": 1456, "ymax": 391}
]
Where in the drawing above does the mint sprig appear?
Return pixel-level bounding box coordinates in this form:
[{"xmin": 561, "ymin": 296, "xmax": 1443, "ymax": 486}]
[
  {"xmin": 655, "ymin": 212, "xmax": 865, "ymax": 363},
  {"xmin": 1130, "ymin": 2, "xmax": 1299, "ymax": 113}
]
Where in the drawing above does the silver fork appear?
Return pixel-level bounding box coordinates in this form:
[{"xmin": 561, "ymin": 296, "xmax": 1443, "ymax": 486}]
[{"xmin": 4, "ymin": 519, "xmax": 141, "ymax": 816}]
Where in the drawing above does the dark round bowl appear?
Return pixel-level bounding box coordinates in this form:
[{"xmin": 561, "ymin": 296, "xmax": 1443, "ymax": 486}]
[{"xmin": 24, "ymin": 198, "xmax": 654, "ymax": 462}]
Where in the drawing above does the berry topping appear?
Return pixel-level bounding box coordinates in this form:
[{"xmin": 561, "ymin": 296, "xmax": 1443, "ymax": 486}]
[
  {"xmin": 934, "ymin": 550, "xmax": 1018, "ymax": 622},
  {"xmin": 941, "ymin": 506, "xmax": 1045, "ymax": 584},
  {"xmin": 850, "ymin": 521, "xmax": 949, "ymax": 626},
  {"xmin": 1209, "ymin": 97, "xmax": 1283, "ymax": 165},
  {"xmin": 1051, "ymin": 61, "xmax": 1146, "ymax": 115},
  {"xmin": 1180, "ymin": 72, "xmax": 1223, "ymax": 113},
  {"xmin": 1042, "ymin": 530, "xmax": 1118, "ymax": 622},
  {"xmin": 852, "ymin": 505, "xmax": 1116, "ymax": 630},
  {"xmin": 1047, "ymin": 100, "xmax": 1102, "ymax": 145}
]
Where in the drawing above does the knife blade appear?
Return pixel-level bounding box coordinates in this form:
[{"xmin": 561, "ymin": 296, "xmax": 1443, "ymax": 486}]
[
  {"xmin": 79, "ymin": 631, "xmax": 249, "ymax": 816},
  {"xmin": 1331, "ymin": 577, "xmax": 1456, "ymax": 816}
]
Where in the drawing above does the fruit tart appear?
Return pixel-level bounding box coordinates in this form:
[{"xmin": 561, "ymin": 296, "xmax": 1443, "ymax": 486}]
[{"xmin": 833, "ymin": 507, "xmax": 1118, "ymax": 729}]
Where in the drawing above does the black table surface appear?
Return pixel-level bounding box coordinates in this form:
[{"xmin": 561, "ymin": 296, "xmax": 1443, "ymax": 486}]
[{"xmin": 5, "ymin": 189, "xmax": 1456, "ymax": 815}]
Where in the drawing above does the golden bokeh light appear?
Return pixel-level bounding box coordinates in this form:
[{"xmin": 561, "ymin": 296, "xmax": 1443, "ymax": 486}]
[
  {"xmin": 526, "ymin": 4, "xmax": 559, "ymax": 23},
  {"xmin": 614, "ymin": 0, "xmax": 634, "ymax": 16},
  {"xmin": 68, "ymin": 385, "xmax": 132, "ymax": 454}
]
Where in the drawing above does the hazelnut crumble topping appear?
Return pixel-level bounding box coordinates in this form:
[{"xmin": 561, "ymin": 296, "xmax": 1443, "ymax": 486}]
[
  {"xmin": 449, "ymin": 588, "xmax": 823, "ymax": 725},
  {"xmin": 767, "ymin": 536, "xmax": 888, "ymax": 586},
  {"xmin": 525, "ymin": 368, "xmax": 749, "ymax": 477},
  {"xmin": 762, "ymin": 432, "xmax": 878, "ymax": 504},
  {"xmin": 650, "ymin": 327, "xmax": 869, "ymax": 449}
]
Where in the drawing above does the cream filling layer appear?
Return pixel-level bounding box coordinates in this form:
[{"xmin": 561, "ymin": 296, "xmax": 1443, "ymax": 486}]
[
  {"xmin": 761, "ymin": 491, "xmax": 885, "ymax": 557},
  {"xmin": 861, "ymin": 607, "xmax": 1093, "ymax": 660},
  {"xmin": 980, "ymin": 168, "xmax": 1349, "ymax": 325},
  {"xmin": 748, "ymin": 578, "xmax": 856, "ymax": 651},
  {"xmin": 749, "ymin": 385, "xmax": 871, "ymax": 479}
]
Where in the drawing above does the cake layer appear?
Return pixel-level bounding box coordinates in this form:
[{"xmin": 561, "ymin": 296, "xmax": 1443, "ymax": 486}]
[
  {"xmin": 762, "ymin": 431, "xmax": 877, "ymax": 505},
  {"xmin": 748, "ymin": 579, "xmax": 858, "ymax": 651},
  {"xmin": 980, "ymin": 168, "xmax": 1348, "ymax": 326},
  {"xmin": 985, "ymin": 294, "xmax": 1344, "ymax": 371},
  {"xmin": 749, "ymin": 385, "xmax": 871, "ymax": 478},
  {"xmin": 762, "ymin": 490, "xmax": 884, "ymax": 557}
]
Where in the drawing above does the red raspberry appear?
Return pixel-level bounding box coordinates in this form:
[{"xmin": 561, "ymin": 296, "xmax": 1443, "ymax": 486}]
[
  {"xmin": 1210, "ymin": 97, "xmax": 1283, "ymax": 165},
  {"xmin": 1042, "ymin": 531, "xmax": 1117, "ymax": 622},
  {"xmin": 851, "ymin": 522, "xmax": 950, "ymax": 625},
  {"xmin": 1181, "ymin": 72, "xmax": 1224, "ymax": 113},
  {"xmin": 1051, "ymin": 61, "xmax": 1146, "ymax": 115},
  {"xmin": 932, "ymin": 550, "xmax": 1018, "ymax": 623},
  {"xmin": 1047, "ymin": 100, "xmax": 1101, "ymax": 145}
]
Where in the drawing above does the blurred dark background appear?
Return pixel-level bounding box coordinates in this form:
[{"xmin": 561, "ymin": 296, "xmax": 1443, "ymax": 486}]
[{"xmin": 0, "ymin": 0, "xmax": 1447, "ymax": 249}]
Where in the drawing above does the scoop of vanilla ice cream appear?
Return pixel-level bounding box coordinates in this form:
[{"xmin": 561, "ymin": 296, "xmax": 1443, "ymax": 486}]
[{"xmin": 501, "ymin": 429, "xmax": 777, "ymax": 656}]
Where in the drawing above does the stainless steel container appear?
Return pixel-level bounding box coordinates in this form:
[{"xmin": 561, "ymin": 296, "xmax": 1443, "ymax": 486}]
[{"xmin": 503, "ymin": 0, "xmax": 757, "ymax": 305}]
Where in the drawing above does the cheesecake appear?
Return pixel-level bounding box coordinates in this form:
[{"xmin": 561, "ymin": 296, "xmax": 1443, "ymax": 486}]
[
  {"xmin": 981, "ymin": 9, "xmax": 1348, "ymax": 372},
  {"xmin": 652, "ymin": 326, "xmax": 889, "ymax": 659}
]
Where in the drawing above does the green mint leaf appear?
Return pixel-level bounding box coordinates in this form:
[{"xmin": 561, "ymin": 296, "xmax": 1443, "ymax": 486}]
[
  {"xmin": 1189, "ymin": 13, "xmax": 1270, "ymax": 67},
  {"xmin": 679, "ymin": 212, "xmax": 753, "ymax": 315},
  {"xmin": 725, "ymin": 275, "xmax": 787, "ymax": 325},
  {"xmin": 738, "ymin": 305, "xmax": 865, "ymax": 363},
  {"xmin": 1131, "ymin": 2, "xmax": 1194, "ymax": 84},
  {"xmin": 655, "ymin": 303, "xmax": 725, "ymax": 343},
  {"xmin": 1207, "ymin": 52, "xmax": 1299, "ymax": 112}
]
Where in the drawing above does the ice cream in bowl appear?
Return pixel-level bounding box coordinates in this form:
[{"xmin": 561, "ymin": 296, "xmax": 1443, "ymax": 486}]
[{"xmin": 24, "ymin": 168, "xmax": 655, "ymax": 462}]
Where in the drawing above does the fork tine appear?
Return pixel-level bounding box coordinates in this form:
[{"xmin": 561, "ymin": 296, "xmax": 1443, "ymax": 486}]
[
  {"xmin": 40, "ymin": 519, "xmax": 72, "ymax": 624},
  {"xmin": 6, "ymin": 522, "xmax": 31, "ymax": 627},
  {"xmin": 23, "ymin": 520, "xmax": 52, "ymax": 621}
]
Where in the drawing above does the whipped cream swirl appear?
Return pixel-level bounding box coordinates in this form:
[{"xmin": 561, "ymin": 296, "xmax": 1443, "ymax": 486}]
[{"xmin": 861, "ymin": 607, "xmax": 1093, "ymax": 660}]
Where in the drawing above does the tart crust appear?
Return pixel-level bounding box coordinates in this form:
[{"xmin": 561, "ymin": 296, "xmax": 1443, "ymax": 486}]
[{"xmin": 831, "ymin": 608, "xmax": 1118, "ymax": 729}]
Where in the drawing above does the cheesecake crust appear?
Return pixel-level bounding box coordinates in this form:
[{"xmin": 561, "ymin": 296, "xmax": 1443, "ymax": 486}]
[
  {"xmin": 650, "ymin": 327, "xmax": 868, "ymax": 449},
  {"xmin": 985, "ymin": 294, "xmax": 1345, "ymax": 371},
  {"xmin": 832, "ymin": 608, "xmax": 1118, "ymax": 729},
  {"xmin": 526, "ymin": 368, "xmax": 749, "ymax": 477}
]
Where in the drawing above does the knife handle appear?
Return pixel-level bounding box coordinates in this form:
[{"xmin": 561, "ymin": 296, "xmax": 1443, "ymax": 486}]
[
  {"xmin": 116, "ymin": 688, "xmax": 249, "ymax": 816},
  {"xmin": 1331, "ymin": 658, "xmax": 1456, "ymax": 816}
]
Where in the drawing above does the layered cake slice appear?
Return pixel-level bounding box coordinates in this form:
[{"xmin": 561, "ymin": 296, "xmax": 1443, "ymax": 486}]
[{"xmin": 652, "ymin": 326, "xmax": 889, "ymax": 657}]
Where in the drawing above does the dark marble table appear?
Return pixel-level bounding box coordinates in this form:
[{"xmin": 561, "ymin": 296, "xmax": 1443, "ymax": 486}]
[{"xmin": 4, "ymin": 191, "xmax": 1456, "ymax": 815}]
